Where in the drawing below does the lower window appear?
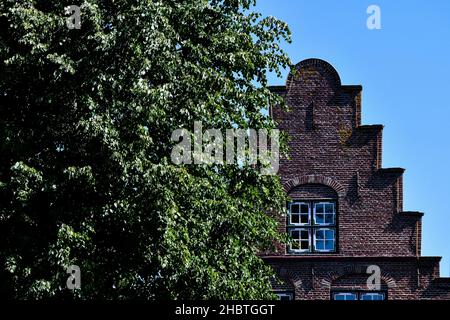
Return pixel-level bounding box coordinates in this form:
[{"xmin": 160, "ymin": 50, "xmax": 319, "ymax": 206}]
[
  {"xmin": 332, "ymin": 291, "xmax": 386, "ymax": 301},
  {"xmin": 360, "ymin": 292, "xmax": 385, "ymax": 300},
  {"xmin": 275, "ymin": 292, "xmax": 294, "ymax": 300}
]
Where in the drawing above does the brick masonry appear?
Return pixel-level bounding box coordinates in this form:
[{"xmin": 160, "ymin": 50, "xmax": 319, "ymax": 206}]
[{"xmin": 264, "ymin": 58, "xmax": 450, "ymax": 300}]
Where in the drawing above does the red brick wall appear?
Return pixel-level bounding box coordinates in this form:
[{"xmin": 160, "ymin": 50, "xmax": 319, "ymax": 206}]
[
  {"xmin": 266, "ymin": 256, "xmax": 444, "ymax": 300},
  {"xmin": 271, "ymin": 59, "xmax": 418, "ymax": 257},
  {"xmin": 265, "ymin": 58, "xmax": 450, "ymax": 300}
]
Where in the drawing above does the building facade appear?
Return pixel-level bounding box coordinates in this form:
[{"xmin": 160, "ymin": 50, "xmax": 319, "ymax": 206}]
[{"xmin": 264, "ymin": 58, "xmax": 450, "ymax": 300}]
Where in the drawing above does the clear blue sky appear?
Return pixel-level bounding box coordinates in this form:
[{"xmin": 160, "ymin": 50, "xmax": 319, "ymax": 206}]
[{"xmin": 256, "ymin": 0, "xmax": 450, "ymax": 276}]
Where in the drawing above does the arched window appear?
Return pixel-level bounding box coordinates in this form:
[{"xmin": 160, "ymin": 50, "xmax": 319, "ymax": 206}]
[{"xmin": 287, "ymin": 184, "xmax": 338, "ymax": 253}]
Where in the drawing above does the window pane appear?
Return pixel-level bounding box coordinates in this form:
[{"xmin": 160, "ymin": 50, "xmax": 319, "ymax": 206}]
[
  {"xmin": 315, "ymin": 241, "xmax": 324, "ymax": 250},
  {"xmin": 372, "ymin": 293, "xmax": 384, "ymax": 300},
  {"xmin": 314, "ymin": 202, "xmax": 335, "ymax": 225},
  {"xmin": 315, "ymin": 214, "xmax": 324, "ymax": 224},
  {"xmin": 300, "ymin": 230, "xmax": 309, "ymax": 239},
  {"xmin": 300, "ymin": 214, "xmax": 309, "ymax": 224},
  {"xmin": 300, "ymin": 204, "xmax": 309, "ymax": 214},
  {"xmin": 344, "ymin": 293, "xmax": 357, "ymax": 300},
  {"xmin": 374, "ymin": 294, "xmax": 384, "ymax": 300},
  {"xmin": 300, "ymin": 240, "xmax": 309, "ymax": 250},
  {"xmin": 325, "ymin": 203, "xmax": 334, "ymax": 213},
  {"xmin": 360, "ymin": 293, "xmax": 385, "ymax": 301},
  {"xmin": 290, "ymin": 203, "xmax": 310, "ymax": 225},
  {"xmin": 289, "ymin": 229, "xmax": 310, "ymax": 252},
  {"xmin": 347, "ymin": 294, "xmax": 358, "ymax": 300},
  {"xmin": 315, "ymin": 229, "xmax": 335, "ymax": 252},
  {"xmin": 277, "ymin": 293, "xmax": 293, "ymax": 300},
  {"xmin": 315, "ymin": 204, "xmax": 324, "ymax": 213},
  {"xmin": 325, "ymin": 229, "xmax": 335, "ymax": 239},
  {"xmin": 325, "ymin": 213, "xmax": 334, "ymax": 224},
  {"xmin": 325, "ymin": 240, "xmax": 334, "ymax": 250},
  {"xmin": 315, "ymin": 229, "xmax": 325, "ymax": 240},
  {"xmin": 333, "ymin": 293, "xmax": 357, "ymax": 301}
]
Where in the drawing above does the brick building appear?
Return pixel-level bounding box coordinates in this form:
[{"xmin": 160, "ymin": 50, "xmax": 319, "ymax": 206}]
[{"xmin": 264, "ymin": 58, "xmax": 450, "ymax": 300}]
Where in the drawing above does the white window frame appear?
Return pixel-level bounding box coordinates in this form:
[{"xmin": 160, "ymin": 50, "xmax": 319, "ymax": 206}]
[
  {"xmin": 275, "ymin": 292, "xmax": 294, "ymax": 300},
  {"xmin": 360, "ymin": 292, "xmax": 385, "ymax": 300},
  {"xmin": 313, "ymin": 202, "xmax": 335, "ymax": 226},
  {"xmin": 313, "ymin": 228, "xmax": 336, "ymax": 252},
  {"xmin": 332, "ymin": 292, "xmax": 358, "ymax": 300},
  {"xmin": 288, "ymin": 228, "xmax": 311, "ymax": 253},
  {"xmin": 288, "ymin": 202, "xmax": 310, "ymax": 226}
]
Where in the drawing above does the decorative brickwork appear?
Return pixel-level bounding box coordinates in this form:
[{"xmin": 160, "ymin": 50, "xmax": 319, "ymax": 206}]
[
  {"xmin": 264, "ymin": 58, "xmax": 450, "ymax": 300},
  {"xmin": 283, "ymin": 175, "xmax": 345, "ymax": 197}
]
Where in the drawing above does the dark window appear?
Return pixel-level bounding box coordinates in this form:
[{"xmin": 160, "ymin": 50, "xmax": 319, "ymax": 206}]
[
  {"xmin": 289, "ymin": 228, "xmax": 310, "ymax": 252},
  {"xmin": 287, "ymin": 201, "xmax": 336, "ymax": 253},
  {"xmin": 275, "ymin": 292, "xmax": 294, "ymax": 300},
  {"xmin": 289, "ymin": 202, "xmax": 310, "ymax": 225}
]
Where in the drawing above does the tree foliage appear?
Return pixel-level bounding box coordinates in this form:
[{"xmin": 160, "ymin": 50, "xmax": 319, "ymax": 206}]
[{"xmin": 0, "ymin": 0, "xmax": 292, "ymax": 299}]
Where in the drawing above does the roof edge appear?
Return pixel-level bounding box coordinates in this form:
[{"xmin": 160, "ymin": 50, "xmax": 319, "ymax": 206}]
[{"xmin": 399, "ymin": 211, "xmax": 425, "ymax": 217}]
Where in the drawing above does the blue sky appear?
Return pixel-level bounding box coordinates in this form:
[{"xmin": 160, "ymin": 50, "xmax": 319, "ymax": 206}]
[{"xmin": 255, "ymin": 0, "xmax": 450, "ymax": 276}]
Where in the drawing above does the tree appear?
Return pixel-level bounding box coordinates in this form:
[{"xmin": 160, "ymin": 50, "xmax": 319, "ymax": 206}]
[{"xmin": 0, "ymin": 0, "xmax": 292, "ymax": 299}]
